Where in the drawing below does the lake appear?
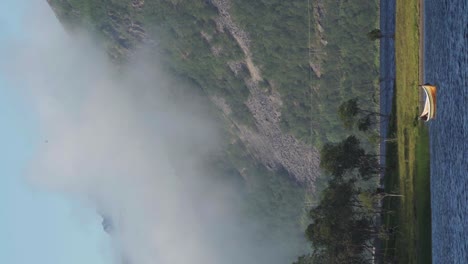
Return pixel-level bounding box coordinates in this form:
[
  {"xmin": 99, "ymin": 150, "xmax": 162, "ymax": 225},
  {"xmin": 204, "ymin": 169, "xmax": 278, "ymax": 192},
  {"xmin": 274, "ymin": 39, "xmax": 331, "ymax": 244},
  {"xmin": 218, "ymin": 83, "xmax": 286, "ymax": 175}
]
[{"xmin": 424, "ymin": 0, "xmax": 468, "ymax": 263}]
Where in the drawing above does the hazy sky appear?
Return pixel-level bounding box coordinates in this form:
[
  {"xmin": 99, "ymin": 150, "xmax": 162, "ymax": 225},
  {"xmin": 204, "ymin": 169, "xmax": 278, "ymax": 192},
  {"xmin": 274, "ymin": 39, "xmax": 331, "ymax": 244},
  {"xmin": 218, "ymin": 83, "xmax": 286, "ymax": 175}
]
[{"xmin": 0, "ymin": 1, "xmax": 112, "ymax": 264}]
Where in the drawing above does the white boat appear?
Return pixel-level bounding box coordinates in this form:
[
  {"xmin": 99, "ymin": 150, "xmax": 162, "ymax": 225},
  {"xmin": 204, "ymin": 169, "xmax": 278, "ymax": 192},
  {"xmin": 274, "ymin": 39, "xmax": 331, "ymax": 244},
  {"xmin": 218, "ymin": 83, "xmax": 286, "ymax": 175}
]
[{"xmin": 419, "ymin": 84, "xmax": 437, "ymax": 122}]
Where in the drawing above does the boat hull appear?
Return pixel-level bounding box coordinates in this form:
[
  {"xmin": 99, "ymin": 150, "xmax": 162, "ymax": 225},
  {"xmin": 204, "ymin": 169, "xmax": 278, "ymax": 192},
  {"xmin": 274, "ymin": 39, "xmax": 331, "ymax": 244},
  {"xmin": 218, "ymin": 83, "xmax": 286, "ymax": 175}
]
[{"xmin": 420, "ymin": 84, "xmax": 437, "ymax": 121}]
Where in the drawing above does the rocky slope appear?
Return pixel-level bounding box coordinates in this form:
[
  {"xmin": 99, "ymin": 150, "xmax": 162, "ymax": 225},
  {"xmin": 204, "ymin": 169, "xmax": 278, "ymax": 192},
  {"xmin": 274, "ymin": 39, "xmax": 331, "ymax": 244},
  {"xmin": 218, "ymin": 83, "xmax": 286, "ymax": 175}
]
[
  {"xmin": 48, "ymin": 0, "xmax": 322, "ymax": 188},
  {"xmin": 47, "ymin": 0, "xmax": 379, "ymax": 190},
  {"xmin": 209, "ymin": 0, "xmax": 320, "ymax": 186}
]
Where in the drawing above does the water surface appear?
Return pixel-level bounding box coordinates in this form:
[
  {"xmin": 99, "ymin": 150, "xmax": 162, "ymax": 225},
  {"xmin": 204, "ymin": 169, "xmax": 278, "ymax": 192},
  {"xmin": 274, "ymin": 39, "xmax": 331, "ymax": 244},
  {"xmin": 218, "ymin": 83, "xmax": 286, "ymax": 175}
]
[
  {"xmin": 379, "ymin": 0, "xmax": 396, "ymax": 171},
  {"xmin": 424, "ymin": 0, "xmax": 467, "ymax": 262}
]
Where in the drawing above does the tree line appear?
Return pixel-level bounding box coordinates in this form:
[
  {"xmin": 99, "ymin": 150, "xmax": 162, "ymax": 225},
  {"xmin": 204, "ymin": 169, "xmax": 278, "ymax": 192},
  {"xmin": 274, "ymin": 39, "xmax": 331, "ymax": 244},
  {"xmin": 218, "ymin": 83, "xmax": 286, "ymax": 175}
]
[{"xmin": 293, "ymin": 99, "xmax": 399, "ymax": 264}]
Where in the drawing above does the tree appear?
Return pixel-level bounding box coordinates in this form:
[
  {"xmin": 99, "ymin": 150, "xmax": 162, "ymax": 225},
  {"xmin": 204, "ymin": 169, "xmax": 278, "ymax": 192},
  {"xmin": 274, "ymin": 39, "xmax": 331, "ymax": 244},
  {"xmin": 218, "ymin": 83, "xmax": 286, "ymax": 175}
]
[
  {"xmin": 367, "ymin": 28, "xmax": 394, "ymax": 41},
  {"xmin": 303, "ymin": 179, "xmax": 381, "ymax": 264},
  {"xmin": 367, "ymin": 29, "xmax": 383, "ymax": 40},
  {"xmin": 357, "ymin": 191, "xmax": 400, "ymax": 213},
  {"xmin": 337, "ymin": 98, "xmax": 360, "ymax": 129},
  {"xmin": 320, "ymin": 135, "xmax": 382, "ymax": 179},
  {"xmin": 357, "ymin": 154, "xmax": 381, "ymax": 180},
  {"xmin": 320, "ymin": 135, "xmax": 362, "ymax": 176},
  {"xmin": 367, "ymin": 28, "xmax": 395, "ymax": 41},
  {"xmin": 338, "ymin": 98, "xmax": 388, "ymax": 131},
  {"xmin": 357, "ymin": 115, "xmax": 372, "ymax": 131}
]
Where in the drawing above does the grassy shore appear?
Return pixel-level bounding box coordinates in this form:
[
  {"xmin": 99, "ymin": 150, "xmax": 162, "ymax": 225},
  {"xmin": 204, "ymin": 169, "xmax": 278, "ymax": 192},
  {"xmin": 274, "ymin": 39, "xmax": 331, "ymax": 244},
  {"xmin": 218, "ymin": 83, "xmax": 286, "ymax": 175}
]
[{"xmin": 381, "ymin": 0, "xmax": 432, "ymax": 263}]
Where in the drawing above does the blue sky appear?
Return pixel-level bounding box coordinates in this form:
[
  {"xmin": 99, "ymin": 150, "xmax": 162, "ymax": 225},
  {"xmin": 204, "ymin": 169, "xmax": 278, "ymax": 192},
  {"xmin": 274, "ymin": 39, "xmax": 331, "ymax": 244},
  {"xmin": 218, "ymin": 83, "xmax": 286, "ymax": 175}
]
[{"xmin": 0, "ymin": 2, "xmax": 111, "ymax": 264}]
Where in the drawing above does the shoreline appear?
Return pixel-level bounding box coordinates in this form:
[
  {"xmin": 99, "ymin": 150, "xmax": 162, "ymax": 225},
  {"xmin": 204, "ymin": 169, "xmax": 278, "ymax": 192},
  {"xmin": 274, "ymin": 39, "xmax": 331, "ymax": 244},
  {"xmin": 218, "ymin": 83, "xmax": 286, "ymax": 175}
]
[
  {"xmin": 419, "ymin": 0, "xmax": 424, "ymax": 84},
  {"xmin": 380, "ymin": 0, "xmax": 433, "ymax": 262},
  {"xmin": 418, "ymin": 0, "xmax": 424, "ymax": 102},
  {"xmin": 376, "ymin": 0, "xmax": 396, "ymax": 260}
]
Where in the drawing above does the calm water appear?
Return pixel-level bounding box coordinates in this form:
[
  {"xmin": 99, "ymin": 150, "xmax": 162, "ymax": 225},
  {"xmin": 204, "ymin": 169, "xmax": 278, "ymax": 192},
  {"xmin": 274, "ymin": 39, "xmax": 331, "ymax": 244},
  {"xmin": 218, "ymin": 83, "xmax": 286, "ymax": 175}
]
[
  {"xmin": 424, "ymin": 0, "xmax": 468, "ymax": 263},
  {"xmin": 379, "ymin": 0, "xmax": 396, "ymax": 170}
]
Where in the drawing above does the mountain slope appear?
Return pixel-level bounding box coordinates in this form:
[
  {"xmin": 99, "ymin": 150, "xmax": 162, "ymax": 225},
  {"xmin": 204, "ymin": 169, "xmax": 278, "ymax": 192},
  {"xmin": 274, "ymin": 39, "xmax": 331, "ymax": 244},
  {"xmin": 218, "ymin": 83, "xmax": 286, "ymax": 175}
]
[
  {"xmin": 48, "ymin": 0, "xmax": 378, "ymax": 188},
  {"xmin": 47, "ymin": 0, "xmax": 379, "ymax": 261}
]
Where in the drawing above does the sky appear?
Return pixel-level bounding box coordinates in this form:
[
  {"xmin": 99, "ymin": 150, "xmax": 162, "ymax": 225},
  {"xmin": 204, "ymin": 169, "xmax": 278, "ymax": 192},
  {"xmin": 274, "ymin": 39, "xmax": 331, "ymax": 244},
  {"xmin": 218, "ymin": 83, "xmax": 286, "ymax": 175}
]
[
  {"xmin": 0, "ymin": 1, "xmax": 303, "ymax": 264},
  {"xmin": 0, "ymin": 1, "xmax": 112, "ymax": 264}
]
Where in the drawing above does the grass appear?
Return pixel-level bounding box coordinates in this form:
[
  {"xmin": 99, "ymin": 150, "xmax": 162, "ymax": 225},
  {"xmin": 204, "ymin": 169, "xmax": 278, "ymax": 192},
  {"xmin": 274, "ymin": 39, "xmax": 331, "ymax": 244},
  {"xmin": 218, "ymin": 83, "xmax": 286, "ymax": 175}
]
[{"xmin": 381, "ymin": 0, "xmax": 432, "ymax": 263}]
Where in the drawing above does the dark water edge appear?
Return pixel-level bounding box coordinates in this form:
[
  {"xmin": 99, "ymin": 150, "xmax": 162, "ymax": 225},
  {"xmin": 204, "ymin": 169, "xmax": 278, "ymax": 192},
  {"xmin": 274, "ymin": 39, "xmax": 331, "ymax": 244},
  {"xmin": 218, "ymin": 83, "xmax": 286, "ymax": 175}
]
[
  {"xmin": 424, "ymin": 0, "xmax": 468, "ymax": 263},
  {"xmin": 379, "ymin": 0, "xmax": 396, "ymax": 171},
  {"xmin": 376, "ymin": 0, "xmax": 396, "ymax": 260}
]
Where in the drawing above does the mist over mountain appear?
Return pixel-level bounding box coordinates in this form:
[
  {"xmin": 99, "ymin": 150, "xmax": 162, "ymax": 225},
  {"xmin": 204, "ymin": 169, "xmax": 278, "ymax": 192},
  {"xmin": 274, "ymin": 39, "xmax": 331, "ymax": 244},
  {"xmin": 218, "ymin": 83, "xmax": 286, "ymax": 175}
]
[
  {"xmin": 1, "ymin": 2, "xmax": 311, "ymax": 263},
  {"xmin": 47, "ymin": 0, "xmax": 378, "ymax": 190},
  {"xmin": 3, "ymin": 0, "xmax": 380, "ymax": 263}
]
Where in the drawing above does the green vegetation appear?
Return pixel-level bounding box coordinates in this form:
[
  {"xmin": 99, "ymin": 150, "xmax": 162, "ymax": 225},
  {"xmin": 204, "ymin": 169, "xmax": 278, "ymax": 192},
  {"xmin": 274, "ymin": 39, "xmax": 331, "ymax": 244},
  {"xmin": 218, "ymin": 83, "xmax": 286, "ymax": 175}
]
[
  {"xmin": 295, "ymin": 134, "xmax": 390, "ymax": 263},
  {"xmin": 312, "ymin": 0, "xmax": 379, "ymax": 144},
  {"xmin": 367, "ymin": 29, "xmax": 383, "ymax": 40},
  {"xmin": 296, "ymin": 0, "xmax": 432, "ymax": 261},
  {"xmin": 208, "ymin": 136, "xmax": 308, "ymax": 255},
  {"xmin": 231, "ymin": 0, "xmax": 379, "ymax": 145},
  {"xmin": 320, "ymin": 135, "xmax": 380, "ymax": 180},
  {"xmin": 50, "ymin": 0, "xmax": 311, "ymax": 252},
  {"xmin": 293, "ymin": 0, "xmax": 434, "ymax": 259},
  {"xmin": 50, "ymin": 0, "xmax": 254, "ymax": 125},
  {"xmin": 381, "ymin": 0, "xmax": 432, "ymax": 263},
  {"xmin": 48, "ymin": 0, "xmax": 382, "ymax": 261},
  {"xmin": 50, "ymin": 0, "xmax": 379, "ymax": 146},
  {"xmin": 338, "ymin": 98, "xmax": 388, "ymax": 132},
  {"xmin": 366, "ymin": 28, "xmax": 394, "ymax": 41}
]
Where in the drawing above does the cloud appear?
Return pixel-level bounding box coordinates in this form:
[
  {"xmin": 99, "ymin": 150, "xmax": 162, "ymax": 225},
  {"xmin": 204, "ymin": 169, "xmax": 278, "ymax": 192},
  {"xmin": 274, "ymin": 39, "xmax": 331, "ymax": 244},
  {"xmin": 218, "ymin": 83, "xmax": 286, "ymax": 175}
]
[{"xmin": 1, "ymin": 2, "xmax": 304, "ymax": 264}]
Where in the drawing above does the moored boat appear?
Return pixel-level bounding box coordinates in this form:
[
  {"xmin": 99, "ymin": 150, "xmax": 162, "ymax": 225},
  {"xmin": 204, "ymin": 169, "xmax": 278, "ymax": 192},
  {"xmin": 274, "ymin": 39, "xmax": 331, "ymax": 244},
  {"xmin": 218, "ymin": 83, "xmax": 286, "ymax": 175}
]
[{"xmin": 419, "ymin": 84, "xmax": 437, "ymax": 122}]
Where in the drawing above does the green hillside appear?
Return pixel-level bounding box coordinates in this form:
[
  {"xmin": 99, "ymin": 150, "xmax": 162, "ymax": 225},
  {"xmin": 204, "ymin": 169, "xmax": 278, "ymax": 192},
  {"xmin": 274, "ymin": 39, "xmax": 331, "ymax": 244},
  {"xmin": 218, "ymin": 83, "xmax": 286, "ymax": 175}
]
[
  {"xmin": 48, "ymin": 0, "xmax": 380, "ymax": 261},
  {"xmin": 49, "ymin": 0, "xmax": 378, "ymax": 146}
]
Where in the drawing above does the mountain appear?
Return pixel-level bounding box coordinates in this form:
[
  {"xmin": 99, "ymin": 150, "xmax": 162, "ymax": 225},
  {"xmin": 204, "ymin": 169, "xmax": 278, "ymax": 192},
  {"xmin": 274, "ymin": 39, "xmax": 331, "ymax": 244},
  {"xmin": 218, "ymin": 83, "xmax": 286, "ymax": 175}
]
[
  {"xmin": 47, "ymin": 0, "xmax": 378, "ymax": 190},
  {"xmin": 46, "ymin": 2, "xmax": 379, "ymax": 259}
]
